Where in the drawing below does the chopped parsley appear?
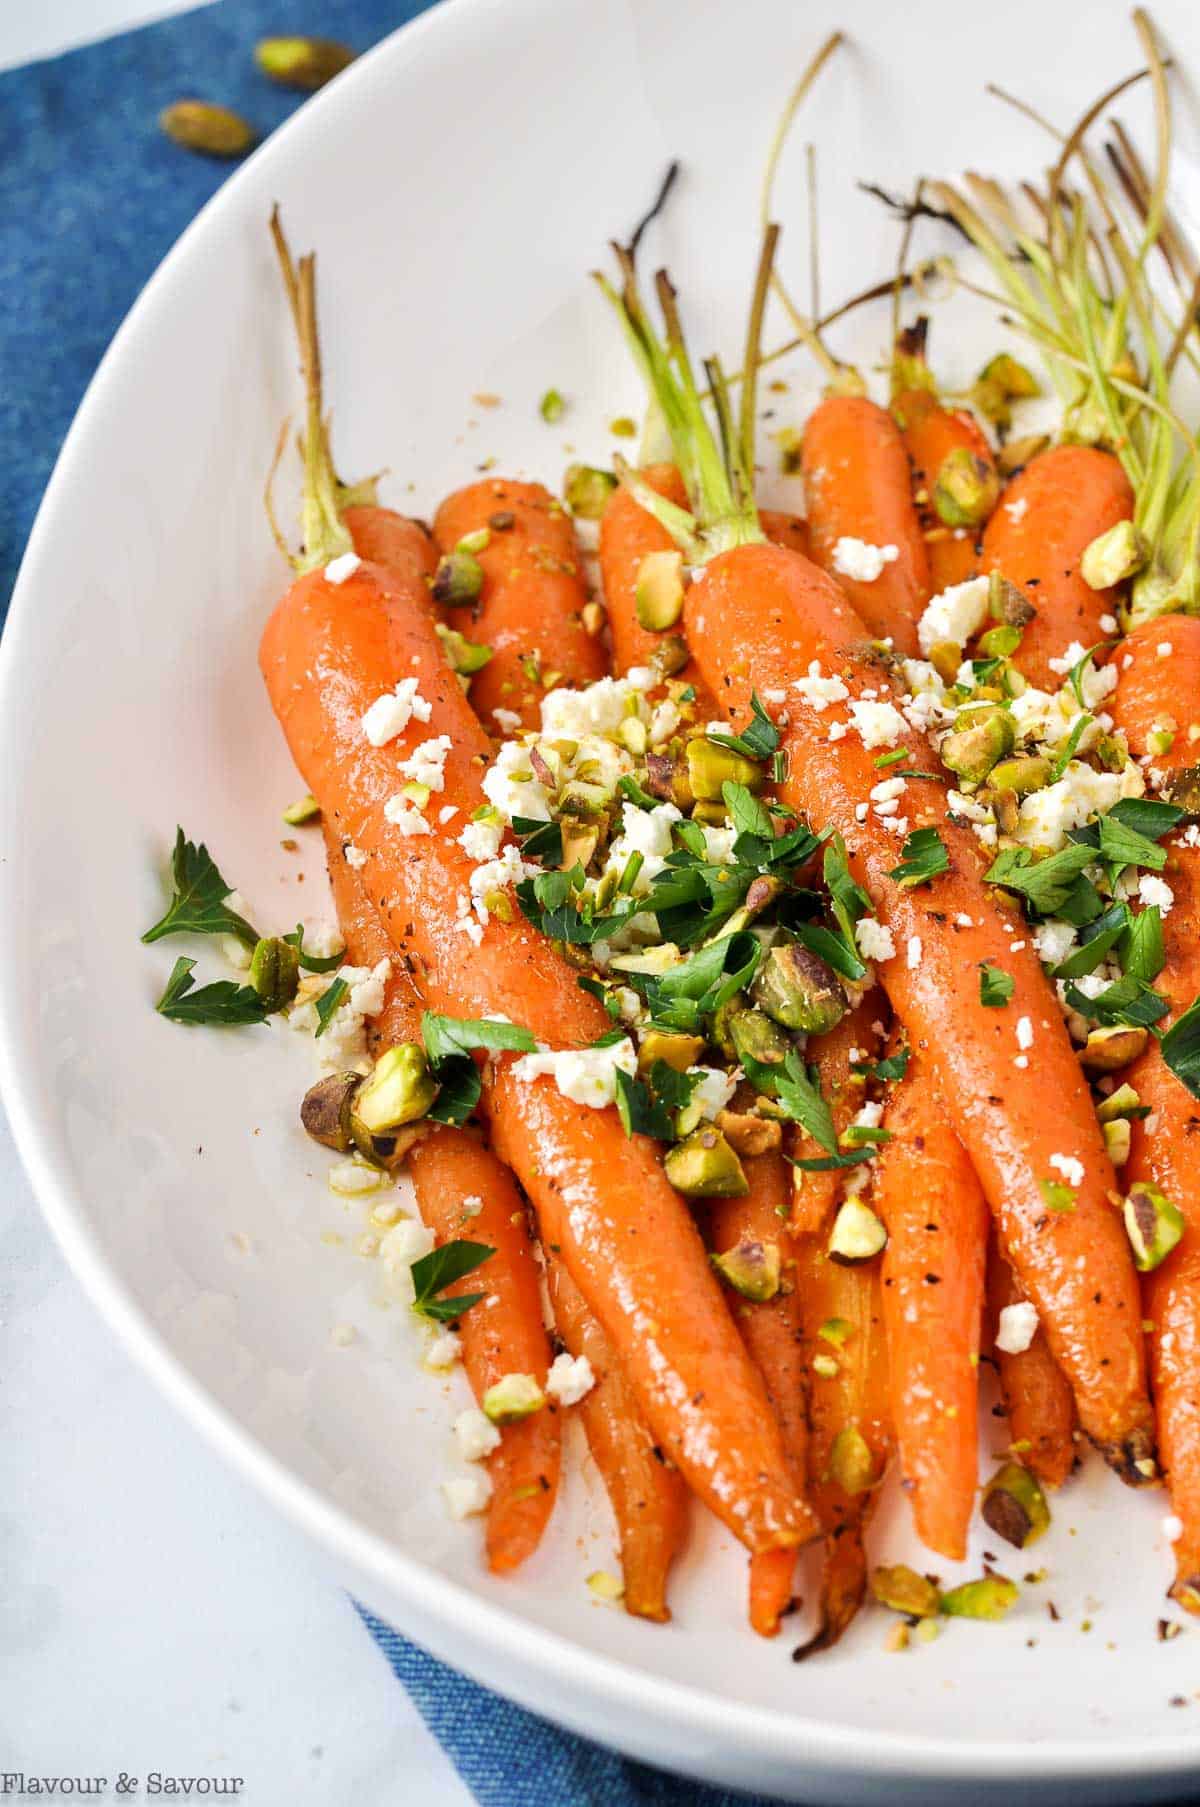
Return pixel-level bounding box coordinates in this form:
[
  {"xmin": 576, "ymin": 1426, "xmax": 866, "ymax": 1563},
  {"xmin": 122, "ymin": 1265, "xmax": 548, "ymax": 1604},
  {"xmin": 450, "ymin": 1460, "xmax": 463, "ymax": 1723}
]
[
  {"xmin": 979, "ymin": 965, "xmax": 1014, "ymax": 1007},
  {"xmin": 410, "ymin": 1241, "xmax": 496, "ymax": 1323},
  {"xmin": 889, "ymin": 826, "xmax": 949, "ymax": 889},
  {"xmin": 1160, "ymin": 997, "xmax": 1200, "ymax": 1100},
  {"xmin": 706, "ymin": 692, "xmax": 781, "ymax": 762},
  {"xmin": 142, "ymin": 828, "xmax": 258, "ymax": 947},
  {"xmin": 421, "ymin": 1012, "xmax": 538, "ymax": 1125},
  {"xmin": 155, "ymin": 956, "xmax": 268, "ymax": 1027}
]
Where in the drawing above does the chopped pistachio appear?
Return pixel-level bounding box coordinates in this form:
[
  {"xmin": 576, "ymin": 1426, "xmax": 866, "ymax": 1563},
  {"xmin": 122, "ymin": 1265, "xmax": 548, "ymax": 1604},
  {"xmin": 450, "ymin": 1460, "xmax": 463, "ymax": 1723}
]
[
  {"xmin": 634, "ymin": 550, "xmax": 686, "ymax": 631},
  {"xmin": 715, "ymin": 1108, "xmax": 782, "ymax": 1158},
  {"xmin": 637, "ymin": 1030, "xmax": 707, "ymax": 1075},
  {"xmin": 609, "ymin": 942, "xmax": 682, "ymax": 977},
  {"xmin": 432, "ymin": 549, "xmax": 484, "ymax": 608},
  {"xmin": 482, "ymin": 1372, "xmax": 546, "ymax": 1424},
  {"xmin": 1123, "ymin": 1182, "xmax": 1186, "ymax": 1273},
  {"xmin": 988, "ymin": 571, "xmax": 1037, "ymax": 628},
  {"xmin": 353, "ymin": 1044, "xmax": 438, "ymax": 1135},
  {"xmin": 751, "ymin": 943, "xmax": 846, "ymax": 1034},
  {"xmin": 989, "ymin": 754, "xmax": 1053, "ymax": 796},
  {"xmin": 559, "ymin": 818, "xmax": 600, "ymax": 871},
  {"xmin": 980, "ymin": 353, "xmax": 1041, "ymax": 401},
  {"xmin": 828, "ymin": 1198, "xmax": 888, "ymax": 1264},
  {"xmin": 1103, "ymin": 1118, "xmax": 1132, "ymax": 1165},
  {"xmin": 159, "ymin": 100, "xmax": 256, "ymax": 158},
  {"xmin": 300, "ymin": 1071, "xmax": 360, "ymax": 1152},
  {"xmin": 254, "ymin": 35, "xmax": 354, "ymax": 88},
  {"xmin": 929, "ymin": 640, "xmax": 963, "ymax": 685},
  {"xmin": 457, "ymin": 528, "xmax": 491, "ymax": 555},
  {"xmin": 940, "ymin": 1574, "xmax": 1019, "ymax": 1621},
  {"xmin": 728, "ymin": 1007, "xmax": 790, "ymax": 1076},
  {"xmin": 436, "ymin": 622, "xmax": 493, "ymax": 675},
  {"xmin": 977, "ymin": 623, "xmax": 1023, "ymax": 660},
  {"xmin": 982, "ymin": 1461, "xmax": 1051, "ymax": 1549},
  {"xmin": 609, "ymin": 416, "xmax": 637, "ymax": 438},
  {"xmin": 940, "ymin": 706, "xmax": 1016, "ymax": 785},
  {"xmin": 586, "ymin": 1569, "xmax": 625, "ymax": 1603},
  {"xmin": 249, "ymin": 936, "xmax": 300, "ymax": 1011},
  {"xmin": 871, "ymin": 1564, "xmax": 941, "ymax": 1619},
  {"xmin": 711, "ymin": 1235, "xmax": 781, "ymax": 1302},
  {"xmin": 829, "ymin": 1425, "xmax": 876, "ymax": 1495},
  {"xmin": 664, "ymin": 1126, "xmax": 748, "ymax": 1198},
  {"xmin": 563, "ymin": 464, "xmax": 617, "ymax": 520},
  {"xmin": 933, "ymin": 447, "xmax": 1001, "ymax": 528},
  {"xmin": 282, "ymin": 794, "xmax": 321, "ymax": 826},
  {"xmin": 1081, "ymin": 519, "xmax": 1147, "ymax": 591},
  {"xmin": 1096, "ymin": 1082, "xmax": 1142, "ymax": 1123},
  {"xmin": 818, "ymin": 1316, "xmax": 854, "ymax": 1347},
  {"xmin": 996, "ymin": 433, "xmax": 1051, "ymax": 477},
  {"xmin": 686, "ymin": 737, "xmax": 764, "ymax": 801},
  {"xmin": 812, "ymin": 1352, "xmax": 839, "ymax": 1378},
  {"xmin": 618, "ymin": 715, "xmax": 649, "ymax": 756},
  {"xmin": 581, "ymin": 600, "xmax": 606, "ymax": 637},
  {"xmin": 1164, "ymin": 763, "xmax": 1200, "ymax": 815},
  {"xmin": 691, "ymin": 799, "xmax": 732, "ymax": 826},
  {"xmin": 1080, "ymin": 1024, "xmax": 1149, "ymax": 1075},
  {"xmin": 539, "ymin": 388, "xmax": 566, "ymax": 424}
]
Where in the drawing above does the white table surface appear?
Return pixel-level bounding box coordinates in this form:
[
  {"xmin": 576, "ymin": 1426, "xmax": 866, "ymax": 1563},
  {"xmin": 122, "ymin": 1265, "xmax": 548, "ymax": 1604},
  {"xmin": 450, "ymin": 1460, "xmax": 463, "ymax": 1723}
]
[{"xmin": 1, "ymin": 3, "xmax": 470, "ymax": 1800}]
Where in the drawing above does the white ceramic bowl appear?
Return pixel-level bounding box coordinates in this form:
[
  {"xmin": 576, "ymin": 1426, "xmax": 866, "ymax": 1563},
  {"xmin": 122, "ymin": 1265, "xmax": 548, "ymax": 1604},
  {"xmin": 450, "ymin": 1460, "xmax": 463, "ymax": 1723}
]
[{"xmin": 5, "ymin": 0, "xmax": 1200, "ymax": 1796}]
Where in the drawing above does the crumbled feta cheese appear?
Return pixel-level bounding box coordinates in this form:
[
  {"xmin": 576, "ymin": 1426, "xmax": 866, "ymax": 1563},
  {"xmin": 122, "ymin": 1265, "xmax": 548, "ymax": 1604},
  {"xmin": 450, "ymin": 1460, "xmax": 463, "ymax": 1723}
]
[
  {"xmin": 650, "ymin": 699, "xmax": 681, "ymax": 745},
  {"xmin": 1164, "ymin": 1515, "xmax": 1184, "ymax": 1543},
  {"xmin": 492, "ymin": 707, "xmax": 523, "ymax": 734},
  {"xmin": 1033, "ymin": 919, "xmax": 1077, "ymax": 966},
  {"xmin": 304, "ymin": 920, "xmax": 344, "ymax": 959},
  {"xmin": 906, "ymin": 935, "xmax": 922, "ymax": 971},
  {"xmin": 454, "ymin": 894, "xmax": 485, "ymax": 945},
  {"xmin": 454, "ymin": 1407, "xmax": 502, "ymax": 1463},
  {"xmin": 832, "ymin": 537, "xmax": 900, "ymax": 583},
  {"xmin": 605, "ymin": 801, "xmax": 682, "ymax": 891},
  {"xmin": 955, "ymin": 913, "xmax": 974, "ymax": 929},
  {"xmin": 1016, "ymin": 1015, "xmax": 1034, "ymax": 1051},
  {"xmin": 361, "ymin": 676, "xmax": 432, "ymax": 747},
  {"xmin": 379, "ymin": 1216, "xmax": 435, "ymax": 1273},
  {"xmin": 511, "ymin": 1037, "xmax": 638, "ymax": 1108},
  {"xmin": 855, "ymin": 801, "xmax": 869, "ymax": 823},
  {"xmin": 1138, "ymin": 874, "xmax": 1175, "ymax": 917},
  {"xmin": 482, "ymin": 737, "xmax": 552, "ymax": 823},
  {"xmin": 870, "ymin": 776, "xmax": 907, "ymax": 805},
  {"xmin": 794, "ymin": 661, "xmax": 850, "ymax": 711},
  {"xmin": 996, "ymin": 1301, "xmax": 1038, "ymax": 1355},
  {"xmin": 827, "ymin": 720, "xmax": 849, "ymax": 742},
  {"xmin": 469, "ymin": 842, "xmax": 538, "ymax": 918},
  {"xmin": 1100, "ymin": 613, "xmax": 1118, "ymax": 635},
  {"xmin": 700, "ymin": 824, "xmax": 738, "ymax": 864},
  {"xmin": 540, "ymin": 673, "xmax": 649, "ymax": 740},
  {"xmin": 327, "ymin": 1159, "xmax": 385, "ymax": 1196},
  {"xmin": 461, "ymin": 1195, "xmax": 484, "ymax": 1218},
  {"xmin": 438, "ymin": 805, "xmax": 459, "ymax": 825},
  {"xmin": 344, "ymin": 843, "xmax": 368, "ymax": 870},
  {"xmin": 1004, "ymin": 497, "xmax": 1028, "ymax": 525},
  {"xmin": 459, "ymin": 818, "xmax": 504, "ymax": 861},
  {"xmin": 855, "ymin": 918, "xmax": 896, "ymax": 963},
  {"xmin": 854, "ymin": 1099, "xmax": 885, "ymax": 1131},
  {"xmin": 1158, "ymin": 642, "xmax": 1173, "ymax": 658},
  {"xmin": 917, "ymin": 576, "xmax": 990, "ymax": 656},
  {"xmin": 325, "ymin": 552, "xmax": 362, "ymax": 584},
  {"xmin": 383, "ymin": 799, "xmax": 432, "ymax": 836},
  {"xmin": 848, "ymin": 699, "xmax": 906, "ymax": 749},
  {"xmin": 688, "ymin": 1065, "xmax": 740, "ymax": 1121},
  {"xmin": 1016, "ymin": 760, "xmax": 1144, "ymax": 852},
  {"xmin": 399, "ymin": 734, "xmax": 453, "ymax": 792},
  {"xmin": 1013, "ymin": 1054, "xmax": 1029, "ymax": 1070},
  {"xmin": 425, "ymin": 1331, "xmax": 462, "ymax": 1370},
  {"xmin": 442, "ymin": 1472, "xmax": 492, "ymax": 1520},
  {"xmin": 545, "ymin": 1352, "xmax": 596, "ymax": 1406},
  {"xmin": 1049, "ymin": 1152, "xmax": 1084, "ymax": 1188}
]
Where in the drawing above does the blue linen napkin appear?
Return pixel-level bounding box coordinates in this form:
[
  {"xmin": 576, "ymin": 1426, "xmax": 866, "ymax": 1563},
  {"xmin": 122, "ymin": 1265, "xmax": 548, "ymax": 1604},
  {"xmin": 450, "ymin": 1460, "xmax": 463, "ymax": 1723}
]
[{"xmin": 0, "ymin": 4, "xmax": 791, "ymax": 1800}]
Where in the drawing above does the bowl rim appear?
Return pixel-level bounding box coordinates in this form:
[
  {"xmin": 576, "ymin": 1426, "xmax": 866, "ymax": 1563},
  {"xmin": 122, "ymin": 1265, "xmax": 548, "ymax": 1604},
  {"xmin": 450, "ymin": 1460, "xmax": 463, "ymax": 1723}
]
[{"xmin": 4, "ymin": 0, "xmax": 1200, "ymax": 1783}]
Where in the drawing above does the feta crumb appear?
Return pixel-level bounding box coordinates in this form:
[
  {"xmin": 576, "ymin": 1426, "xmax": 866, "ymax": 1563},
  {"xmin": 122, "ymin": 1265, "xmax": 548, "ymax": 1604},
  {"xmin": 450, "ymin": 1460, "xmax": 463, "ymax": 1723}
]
[
  {"xmin": 461, "ymin": 1195, "xmax": 484, "ymax": 1218},
  {"xmin": 325, "ymin": 552, "xmax": 362, "ymax": 584},
  {"xmin": 454, "ymin": 1406, "xmax": 502, "ymax": 1462},
  {"xmin": 855, "ymin": 801, "xmax": 869, "ymax": 822},
  {"xmin": 827, "ymin": 720, "xmax": 849, "ymax": 742},
  {"xmin": 425, "ymin": 1331, "xmax": 461, "ymax": 1370},
  {"xmin": 996, "ymin": 1301, "xmax": 1039, "ymax": 1355},
  {"xmin": 688, "ymin": 1065, "xmax": 740, "ymax": 1121},
  {"xmin": 492, "ymin": 707, "xmax": 523, "ymax": 733},
  {"xmin": 870, "ymin": 776, "xmax": 907, "ymax": 804},
  {"xmin": 442, "ymin": 1472, "xmax": 492, "ymax": 1520},
  {"xmin": 438, "ymin": 805, "xmax": 460, "ymax": 825},
  {"xmin": 605, "ymin": 801, "xmax": 682, "ymax": 891},
  {"xmin": 955, "ymin": 913, "xmax": 974, "ymax": 929},
  {"xmin": 1158, "ymin": 642, "xmax": 1173, "ymax": 658},
  {"xmin": 1033, "ymin": 919, "xmax": 1077, "ymax": 966},
  {"xmin": 511, "ymin": 1037, "xmax": 638, "ymax": 1109},
  {"xmin": 1138, "ymin": 874, "xmax": 1175, "ymax": 917},
  {"xmin": 848, "ymin": 699, "xmax": 907, "ymax": 749},
  {"xmin": 361, "ymin": 676, "xmax": 432, "ymax": 747},
  {"xmin": 546, "ymin": 1352, "xmax": 596, "ymax": 1406},
  {"xmin": 794, "ymin": 661, "xmax": 850, "ymax": 712},
  {"xmin": 399, "ymin": 734, "xmax": 453, "ymax": 792},
  {"xmin": 1049, "ymin": 1152, "xmax": 1084, "ymax": 1187},
  {"xmin": 383, "ymin": 798, "xmax": 432, "ymax": 836},
  {"xmin": 459, "ymin": 818, "xmax": 504, "ymax": 861},
  {"xmin": 1014, "ymin": 1054, "xmax": 1029, "ymax": 1070},
  {"xmin": 1164, "ymin": 1515, "xmax": 1184, "ymax": 1543},
  {"xmin": 906, "ymin": 935, "xmax": 923, "ymax": 971},
  {"xmin": 540, "ymin": 672, "xmax": 650, "ymax": 739},
  {"xmin": 454, "ymin": 894, "xmax": 485, "ymax": 945},
  {"xmin": 346, "ymin": 959, "xmax": 390, "ymax": 1018},
  {"xmin": 1004, "ymin": 497, "xmax": 1028, "ymax": 525},
  {"xmin": 344, "ymin": 843, "xmax": 367, "ymax": 870},
  {"xmin": 1016, "ymin": 1015, "xmax": 1034, "ymax": 1050},
  {"xmin": 855, "ymin": 918, "xmax": 896, "ymax": 963},
  {"xmin": 832, "ymin": 537, "xmax": 900, "ymax": 583},
  {"xmin": 917, "ymin": 576, "xmax": 990, "ymax": 657},
  {"xmin": 482, "ymin": 737, "xmax": 552, "ymax": 824},
  {"xmin": 379, "ymin": 1218, "xmax": 436, "ymax": 1296},
  {"xmin": 1100, "ymin": 613, "xmax": 1118, "ymax": 635}
]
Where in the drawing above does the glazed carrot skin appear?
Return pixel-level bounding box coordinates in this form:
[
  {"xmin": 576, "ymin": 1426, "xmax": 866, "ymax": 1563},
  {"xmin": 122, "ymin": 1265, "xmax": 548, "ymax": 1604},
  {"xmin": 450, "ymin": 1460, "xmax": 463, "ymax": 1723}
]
[
  {"xmin": 545, "ymin": 1250, "xmax": 689, "ymax": 1621},
  {"xmin": 345, "ymin": 505, "xmax": 439, "ymax": 585},
  {"xmin": 320, "ymin": 821, "xmax": 561, "ymax": 1571},
  {"xmin": 684, "ymin": 542, "xmax": 1153, "ymax": 1478},
  {"xmin": 598, "ymin": 465, "xmax": 716, "ymax": 706},
  {"xmin": 981, "ymin": 446, "xmax": 1134, "ymax": 688},
  {"xmin": 789, "ymin": 992, "xmax": 885, "ymax": 1234},
  {"xmin": 433, "ymin": 478, "xmax": 605, "ymax": 732},
  {"xmin": 709, "ymin": 1154, "xmax": 811, "ymax": 1637},
  {"xmin": 892, "ymin": 387, "xmax": 994, "ymax": 592},
  {"xmin": 987, "ymin": 1240, "xmax": 1076, "ymax": 1490},
  {"xmin": 876, "ymin": 1044, "xmax": 987, "ymax": 1560},
  {"xmin": 760, "ymin": 507, "xmax": 811, "ymax": 558},
  {"xmin": 800, "ymin": 396, "xmax": 931, "ymax": 654},
  {"xmin": 261, "ymin": 559, "xmax": 810, "ymax": 1552},
  {"xmin": 1111, "ymin": 616, "xmax": 1200, "ymax": 1607}
]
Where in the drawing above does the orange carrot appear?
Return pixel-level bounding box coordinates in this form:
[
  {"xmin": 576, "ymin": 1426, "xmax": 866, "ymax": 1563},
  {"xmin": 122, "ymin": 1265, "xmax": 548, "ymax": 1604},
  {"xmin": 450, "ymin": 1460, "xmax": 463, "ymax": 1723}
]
[
  {"xmin": 760, "ymin": 508, "xmax": 811, "ymax": 558},
  {"xmin": 683, "ymin": 541, "xmax": 1153, "ymax": 1478},
  {"xmin": 789, "ymin": 992, "xmax": 886, "ymax": 1234},
  {"xmin": 891, "ymin": 326, "xmax": 997, "ymax": 593},
  {"xmin": 1111, "ymin": 615, "xmax": 1200, "ymax": 1606},
  {"xmin": 876, "ymin": 1042, "xmax": 987, "ymax": 1559},
  {"xmin": 800, "ymin": 395, "xmax": 931, "ymax": 653},
  {"xmin": 987, "ymin": 1240, "xmax": 1076, "ymax": 1490},
  {"xmin": 981, "ymin": 445, "xmax": 1134, "ymax": 688},
  {"xmin": 709, "ymin": 1154, "xmax": 809, "ymax": 1637},
  {"xmin": 433, "ymin": 478, "xmax": 606, "ymax": 731},
  {"xmin": 345, "ymin": 504, "xmax": 438, "ymax": 585},
  {"xmin": 545, "ymin": 1250, "xmax": 689, "ymax": 1620},
  {"xmin": 260, "ymin": 557, "xmax": 811, "ymax": 1551},
  {"xmin": 598, "ymin": 464, "xmax": 717, "ymax": 706}
]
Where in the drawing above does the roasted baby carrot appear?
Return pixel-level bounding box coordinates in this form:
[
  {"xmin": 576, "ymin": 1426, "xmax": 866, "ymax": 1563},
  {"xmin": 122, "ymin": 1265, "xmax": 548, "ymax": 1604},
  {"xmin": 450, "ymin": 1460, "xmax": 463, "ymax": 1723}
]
[
  {"xmin": 876, "ymin": 1043, "xmax": 988, "ymax": 1560},
  {"xmin": 261, "ymin": 558, "xmax": 811, "ymax": 1552},
  {"xmin": 545, "ymin": 1249, "xmax": 689, "ymax": 1620},
  {"xmin": 981, "ymin": 445, "xmax": 1134, "ymax": 688},
  {"xmin": 433, "ymin": 478, "xmax": 606, "ymax": 731},
  {"xmin": 891, "ymin": 322, "xmax": 998, "ymax": 593},
  {"xmin": 800, "ymin": 394, "xmax": 931, "ymax": 652},
  {"xmin": 1111, "ymin": 614, "xmax": 1200, "ymax": 1607},
  {"xmin": 682, "ymin": 542, "xmax": 1153, "ymax": 1478},
  {"xmin": 598, "ymin": 464, "xmax": 717, "ymax": 705},
  {"xmin": 789, "ymin": 992, "xmax": 885, "ymax": 1235},
  {"xmin": 709, "ymin": 1154, "xmax": 810, "ymax": 1637},
  {"xmin": 987, "ymin": 1240, "xmax": 1076, "ymax": 1490}
]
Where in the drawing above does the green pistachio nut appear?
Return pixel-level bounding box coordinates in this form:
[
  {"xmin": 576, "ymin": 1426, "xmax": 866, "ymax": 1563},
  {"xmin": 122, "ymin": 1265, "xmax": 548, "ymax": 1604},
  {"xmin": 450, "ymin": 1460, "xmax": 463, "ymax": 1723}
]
[
  {"xmin": 559, "ymin": 818, "xmax": 601, "ymax": 872},
  {"xmin": 1163, "ymin": 764, "xmax": 1200, "ymax": 817},
  {"xmin": 929, "ymin": 640, "xmax": 964, "ymax": 685},
  {"xmin": 1103, "ymin": 1118, "xmax": 1132, "ymax": 1165},
  {"xmin": 249, "ymin": 936, "xmax": 301, "ymax": 1011},
  {"xmin": 636, "ymin": 1030, "xmax": 707, "ymax": 1075},
  {"xmin": 1096, "ymin": 1082, "xmax": 1142, "ymax": 1123},
  {"xmin": 482, "ymin": 1373, "xmax": 546, "ymax": 1424},
  {"xmin": 828, "ymin": 1198, "xmax": 888, "ymax": 1264},
  {"xmin": 997, "ymin": 433, "xmax": 1051, "ymax": 477},
  {"xmin": 981, "ymin": 1461, "xmax": 1050, "ymax": 1549},
  {"xmin": 159, "ymin": 100, "xmax": 256, "ymax": 158},
  {"xmin": 988, "ymin": 754, "xmax": 1053, "ymax": 796},
  {"xmin": 751, "ymin": 943, "xmax": 845, "ymax": 1035},
  {"xmin": 634, "ymin": 550, "xmax": 685, "ymax": 632},
  {"xmin": 979, "ymin": 353, "xmax": 1041, "ymax": 401},
  {"xmin": 254, "ymin": 35, "xmax": 354, "ymax": 89},
  {"xmin": 728, "ymin": 1007, "xmax": 791, "ymax": 1078},
  {"xmin": 933, "ymin": 448, "xmax": 1001, "ymax": 529},
  {"xmin": 1081, "ymin": 519, "xmax": 1148, "ymax": 591},
  {"xmin": 1123, "ymin": 1181, "xmax": 1185, "ymax": 1273},
  {"xmin": 664, "ymin": 1126, "xmax": 748, "ymax": 1198},
  {"xmin": 300, "ymin": 1071, "xmax": 360, "ymax": 1152},
  {"xmin": 940, "ymin": 1575, "xmax": 1019, "ymax": 1621},
  {"xmin": 282, "ymin": 794, "xmax": 321, "ymax": 826},
  {"xmin": 711, "ymin": 1234, "xmax": 781, "ymax": 1302},
  {"xmin": 353, "ymin": 1044, "xmax": 438, "ymax": 1135},
  {"xmin": 609, "ymin": 942, "xmax": 682, "ymax": 978},
  {"xmin": 829, "ymin": 1425, "xmax": 876, "ymax": 1495},
  {"xmin": 1079, "ymin": 1024, "xmax": 1149, "ymax": 1074},
  {"xmin": 431, "ymin": 549, "xmax": 484, "ymax": 609},
  {"xmin": 988, "ymin": 571, "xmax": 1037, "ymax": 628},
  {"xmin": 870, "ymin": 1564, "xmax": 941, "ymax": 1619},
  {"xmin": 435, "ymin": 622, "xmax": 493, "ymax": 675},
  {"xmin": 977, "ymin": 623, "xmax": 1023, "ymax": 660},
  {"xmin": 563, "ymin": 464, "xmax": 617, "ymax": 521},
  {"xmin": 686, "ymin": 737, "xmax": 764, "ymax": 802},
  {"xmin": 940, "ymin": 706, "xmax": 1016, "ymax": 785}
]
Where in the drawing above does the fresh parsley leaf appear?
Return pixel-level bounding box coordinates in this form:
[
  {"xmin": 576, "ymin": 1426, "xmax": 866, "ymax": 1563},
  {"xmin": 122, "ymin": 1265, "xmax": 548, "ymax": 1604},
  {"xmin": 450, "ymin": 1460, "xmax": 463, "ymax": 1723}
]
[
  {"xmin": 628, "ymin": 932, "xmax": 763, "ymax": 1033},
  {"xmin": 411, "ymin": 1241, "xmax": 496, "ymax": 1323},
  {"xmin": 788, "ymin": 1147, "xmax": 873, "ymax": 1173},
  {"xmin": 142, "ymin": 828, "xmax": 258, "ymax": 947},
  {"xmin": 283, "ymin": 924, "xmax": 345, "ymax": 973},
  {"xmin": 1097, "ymin": 813, "xmax": 1169, "ymax": 874},
  {"xmin": 1051, "ymin": 903, "xmax": 1128, "ymax": 980},
  {"xmin": 673, "ymin": 818, "xmax": 707, "ymax": 858},
  {"xmin": 889, "ymin": 826, "xmax": 949, "ymax": 889},
  {"xmin": 707, "ymin": 692, "xmax": 780, "ymax": 761},
  {"xmin": 617, "ymin": 773, "xmax": 659, "ymax": 810},
  {"xmin": 1049, "ymin": 713, "xmax": 1092, "ymax": 784},
  {"xmin": 155, "ymin": 956, "xmax": 268, "ymax": 1026},
  {"xmin": 647, "ymin": 1061, "xmax": 701, "ymax": 1112},
  {"xmin": 824, "ymin": 836, "xmax": 872, "ymax": 946},
  {"xmin": 314, "ymin": 977, "xmax": 348, "ymax": 1036},
  {"xmin": 512, "ymin": 815, "xmax": 563, "ymax": 862},
  {"xmin": 1121, "ymin": 906, "xmax": 1166, "ymax": 985},
  {"xmin": 985, "ymin": 842, "xmax": 1096, "ymax": 917},
  {"xmin": 1039, "ymin": 1178, "xmax": 1077, "ymax": 1214},
  {"xmin": 1106, "ymin": 798, "xmax": 1185, "ymax": 841},
  {"xmin": 1160, "ymin": 997, "xmax": 1200, "ymax": 1100},
  {"xmin": 723, "ymin": 782, "xmax": 774, "ymax": 840},
  {"xmin": 427, "ymin": 1063, "xmax": 482, "ymax": 1126},
  {"xmin": 770, "ymin": 1050, "xmax": 837, "ymax": 1151},
  {"xmin": 852, "ymin": 1046, "xmax": 911, "ymax": 1083},
  {"xmin": 592, "ymin": 1027, "xmax": 628, "ymax": 1048},
  {"xmin": 1064, "ymin": 974, "xmax": 1168, "ymax": 1028},
  {"xmin": 979, "ymin": 965, "xmax": 1014, "ymax": 1007},
  {"xmin": 792, "ymin": 920, "xmax": 867, "ymax": 983},
  {"xmin": 614, "ymin": 1068, "xmax": 675, "ymax": 1140},
  {"xmin": 422, "ymin": 1013, "xmax": 538, "ymax": 1063}
]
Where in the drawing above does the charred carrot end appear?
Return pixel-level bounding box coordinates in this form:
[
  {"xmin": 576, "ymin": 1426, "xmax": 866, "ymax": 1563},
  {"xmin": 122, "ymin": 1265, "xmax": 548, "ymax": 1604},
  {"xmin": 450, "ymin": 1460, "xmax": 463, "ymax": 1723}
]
[
  {"xmin": 792, "ymin": 1523, "xmax": 870, "ymax": 1662},
  {"xmin": 750, "ymin": 1547, "xmax": 798, "ymax": 1639}
]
